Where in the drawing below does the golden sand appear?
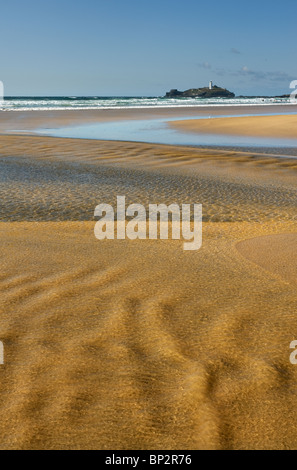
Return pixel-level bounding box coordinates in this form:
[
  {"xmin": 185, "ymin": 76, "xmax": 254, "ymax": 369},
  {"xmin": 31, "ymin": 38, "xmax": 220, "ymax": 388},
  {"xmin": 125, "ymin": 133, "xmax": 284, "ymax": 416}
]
[
  {"xmin": 0, "ymin": 126, "xmax": 297, "ymax": 449},
  {"xmin": 170, "ymin": 114, "xmax": 297, "ymax": 139},
  {"xmin": 237, "ymin": 233, "xmax": 297, "ymax": 288},
  {"xmin": 1, "ymin": 220, "xmax": 297, "ymax": 450}
]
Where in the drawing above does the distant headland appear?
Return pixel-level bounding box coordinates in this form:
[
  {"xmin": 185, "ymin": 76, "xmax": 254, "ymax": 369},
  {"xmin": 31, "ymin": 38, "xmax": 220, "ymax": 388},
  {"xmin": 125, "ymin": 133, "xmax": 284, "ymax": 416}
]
[{"xmin": 165, "ymin": 82, "xmax": 235, "ymax": 99}]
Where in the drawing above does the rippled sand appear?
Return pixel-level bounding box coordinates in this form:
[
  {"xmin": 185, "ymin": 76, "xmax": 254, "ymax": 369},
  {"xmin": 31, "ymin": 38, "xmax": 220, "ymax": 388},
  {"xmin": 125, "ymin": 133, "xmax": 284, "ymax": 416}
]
[
  {"xmin": 0, "ymin": 135, "xmax": 296, "ymax": 224},
  {"xmin": 1, "ymin": 134, "xmax": 297, "ymax": 450}
]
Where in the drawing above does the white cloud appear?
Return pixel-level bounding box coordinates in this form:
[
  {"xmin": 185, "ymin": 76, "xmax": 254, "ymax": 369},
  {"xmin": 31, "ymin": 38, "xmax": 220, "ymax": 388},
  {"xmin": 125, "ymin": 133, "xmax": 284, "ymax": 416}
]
[
  {"xmin": 231, "ymin": 48, "xmax": 241, "ymax": 54},
  {"xmin": 198, "ymin": 62, "xmax": 212, "ymax": 70}
]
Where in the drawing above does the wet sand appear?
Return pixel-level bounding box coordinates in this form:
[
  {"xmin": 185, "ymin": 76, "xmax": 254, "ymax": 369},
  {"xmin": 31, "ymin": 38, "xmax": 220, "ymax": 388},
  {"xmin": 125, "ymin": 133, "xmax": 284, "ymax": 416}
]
[
  {"xmin": 170, "ymin": 114, "xmax": 297, "ymax": 139},
  {"xmin": 1, "ymin": 104, "xmax": 297, "ymax": 134},
  {"xmin": 0, "ymin": 113, "xmax": 297, "ymax": 450}
]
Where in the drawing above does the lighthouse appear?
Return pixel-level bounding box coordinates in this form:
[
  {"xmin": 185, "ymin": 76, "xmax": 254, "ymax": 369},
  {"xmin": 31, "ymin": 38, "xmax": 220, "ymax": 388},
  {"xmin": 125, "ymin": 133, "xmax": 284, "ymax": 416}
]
[{"xmin": 209, "ymin": 81, "xmax": 213, "ymax": 90}]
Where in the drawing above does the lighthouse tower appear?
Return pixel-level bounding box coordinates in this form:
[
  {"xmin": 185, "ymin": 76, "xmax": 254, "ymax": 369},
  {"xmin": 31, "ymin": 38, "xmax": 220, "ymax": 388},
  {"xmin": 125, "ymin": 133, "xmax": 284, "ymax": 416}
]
[{"xmin": 209, "ymin": 81, "xmax": 213, "ymax": 90}]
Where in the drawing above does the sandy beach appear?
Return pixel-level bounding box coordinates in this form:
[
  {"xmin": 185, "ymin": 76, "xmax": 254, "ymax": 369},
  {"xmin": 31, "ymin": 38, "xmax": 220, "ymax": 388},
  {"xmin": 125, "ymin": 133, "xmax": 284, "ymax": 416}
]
[
  {"xmin": 1, "ymin": 104, "xmax": 297, "ymax": 134},
  {"xmin": 1, "ymin": 108, "xmax": 297, "ymax": 450},
  {"xmin": 170, "ymin": 114, "xmax": 297, "ymax": 139}
]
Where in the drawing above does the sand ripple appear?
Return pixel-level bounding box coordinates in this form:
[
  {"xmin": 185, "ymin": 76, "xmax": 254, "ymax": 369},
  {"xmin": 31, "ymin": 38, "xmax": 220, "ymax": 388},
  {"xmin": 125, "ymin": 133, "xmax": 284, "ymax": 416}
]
[
  {"xmin": 0, "ymin": 156, "xmax": 296, "ymax": 224},
  {"xmin": 1, "ymin": 136, "xmax": 297, "ymax": 449}
]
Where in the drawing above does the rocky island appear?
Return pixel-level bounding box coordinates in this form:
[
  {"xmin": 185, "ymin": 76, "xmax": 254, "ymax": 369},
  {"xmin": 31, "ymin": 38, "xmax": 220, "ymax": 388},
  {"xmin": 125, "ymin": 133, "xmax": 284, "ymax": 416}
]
[{"xmin": 165, "ymin": 83, "xmax": 235, "ymax": 99}]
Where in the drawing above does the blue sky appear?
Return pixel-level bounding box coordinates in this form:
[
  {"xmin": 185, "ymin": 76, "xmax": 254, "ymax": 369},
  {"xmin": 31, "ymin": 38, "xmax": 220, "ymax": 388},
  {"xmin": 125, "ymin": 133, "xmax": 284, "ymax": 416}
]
[{"xmin": 1, "ymin": 0, "xmax": 296, "ymax": 96}]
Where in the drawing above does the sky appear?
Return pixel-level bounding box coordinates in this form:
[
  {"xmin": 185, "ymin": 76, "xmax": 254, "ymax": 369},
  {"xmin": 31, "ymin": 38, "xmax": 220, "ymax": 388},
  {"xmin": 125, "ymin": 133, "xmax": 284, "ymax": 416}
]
[{"xmin": 0, "ymin": 0, "xmax": 296, "ymax": 96}]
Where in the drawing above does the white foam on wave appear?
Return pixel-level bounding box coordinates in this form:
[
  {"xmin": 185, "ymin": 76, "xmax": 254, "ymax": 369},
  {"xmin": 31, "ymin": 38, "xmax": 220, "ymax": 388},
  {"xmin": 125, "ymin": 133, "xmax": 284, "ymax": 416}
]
[{"xmin": 0, "ymin": 96, "xmax": 294, "ymax": 112}]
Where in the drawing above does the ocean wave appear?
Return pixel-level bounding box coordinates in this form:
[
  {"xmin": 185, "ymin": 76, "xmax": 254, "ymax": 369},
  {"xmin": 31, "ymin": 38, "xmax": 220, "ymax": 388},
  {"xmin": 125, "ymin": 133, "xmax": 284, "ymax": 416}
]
[{"xmin": 0, "ymin": 96, "xmax": 293, "ymax": 111}]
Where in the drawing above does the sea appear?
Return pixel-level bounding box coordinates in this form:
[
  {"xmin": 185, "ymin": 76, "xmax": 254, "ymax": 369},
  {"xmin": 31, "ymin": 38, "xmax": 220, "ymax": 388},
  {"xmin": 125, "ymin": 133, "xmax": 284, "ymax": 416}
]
[
  {"xmin": 0, "ymin": 95, "xmax": 294, "ymax": 111},
  {"xmin": 1, "ymin": 95, "xmax": 297, "ymax": 155}
]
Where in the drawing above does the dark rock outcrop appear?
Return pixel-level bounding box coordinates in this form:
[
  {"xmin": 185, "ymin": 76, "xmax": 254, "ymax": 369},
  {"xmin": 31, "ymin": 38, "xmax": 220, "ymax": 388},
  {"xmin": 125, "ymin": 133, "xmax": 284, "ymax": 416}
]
[{"xmin": 165, "ymin": 85, "xmax": 235, "ymax": 99}]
